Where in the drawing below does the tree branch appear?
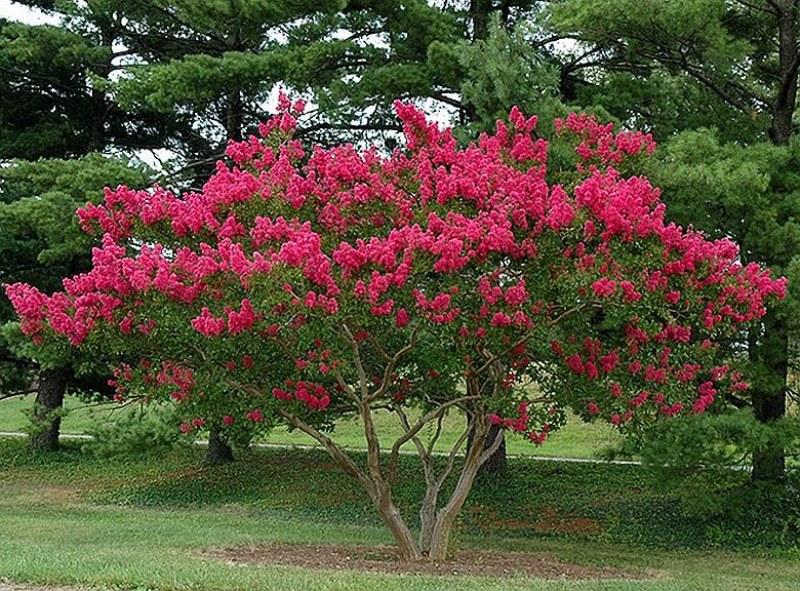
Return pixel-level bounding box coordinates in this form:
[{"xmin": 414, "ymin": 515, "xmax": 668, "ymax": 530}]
[
  {"xmin": 387, "ymin": 395, "xmax": 480, "ymax": 480},
  {"xmin": 427, "ymin": 412, "xmax": 446, "ymax": 457},
  {"xmin": 434, "ymin": 423, "xmax": 471, "ymax": 490},
  {"xmin": 390, "ymin": 404, "xmax": 430, "ymax": 482},
  {"xmin": 732, "ymin": 0, "xmax": 779, "ymax": 13},
  {"xmin": 372, "ymin": 323, "xmax": 422, "ymax": 402},
  {"xmin": 278, "ymin": 409, "xmax": 376, "ymax": 497},
  {"xmin": 341, "ymin": 322, "xmax": 370, "ymax": 400}
]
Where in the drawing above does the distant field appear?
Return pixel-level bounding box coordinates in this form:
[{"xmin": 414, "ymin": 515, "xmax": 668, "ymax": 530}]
[{"xmin": 0, "ymin": 394, "xmax": 622, "ymax": 459}]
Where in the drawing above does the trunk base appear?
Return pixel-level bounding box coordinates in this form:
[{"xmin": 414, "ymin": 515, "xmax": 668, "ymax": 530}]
[
  {"xmin": 29, "ymin": 368, "xmax": 68, "ymax": 452},
  {"xmin": 205, "ymin": 425, "xmax": 235, "ymax": 465}
]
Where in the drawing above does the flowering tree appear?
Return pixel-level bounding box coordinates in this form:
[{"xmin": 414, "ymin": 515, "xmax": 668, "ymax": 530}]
[{"xmin": 4, "ymin": 98, "xmax": 786, "ymax": 561}]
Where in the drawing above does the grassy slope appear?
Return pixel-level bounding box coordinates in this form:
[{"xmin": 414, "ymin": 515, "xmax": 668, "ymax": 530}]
[
  {"xmin": 0, "ymin": 394, "xmax": 622, "ymax": 459},
  {"xmin": 0, "ymin": 439, "xmax": 798, "ymax": 591}
]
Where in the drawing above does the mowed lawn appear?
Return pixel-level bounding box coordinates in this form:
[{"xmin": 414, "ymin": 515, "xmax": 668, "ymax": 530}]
[
  {"xmin": 0, "ymin": 433, "xmax": 799, "ymax": 591},
  {"xmin": 0, "ymin": 394, "xmax": 622, "ymax": 459}
]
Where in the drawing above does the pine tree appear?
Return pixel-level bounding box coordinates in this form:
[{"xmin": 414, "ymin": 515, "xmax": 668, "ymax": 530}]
[
  {"xmin": 548, "ymin": 0, "xmax": 800, "ymax": 482},
  {"xmin": 0, "ymin": 3, "xmax": 168, "ymax": 450}
]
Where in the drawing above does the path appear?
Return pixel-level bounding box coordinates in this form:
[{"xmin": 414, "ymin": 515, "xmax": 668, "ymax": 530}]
[{"xmin": 0, "ymin": 430, "xmax": 643, "ymax": 465}]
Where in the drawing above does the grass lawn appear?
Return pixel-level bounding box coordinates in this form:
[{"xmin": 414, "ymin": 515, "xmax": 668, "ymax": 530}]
[
  {"xmin": 0, "ymin": 394, "xmax": 622, "ymax": 459},
  {"xmin": 0, "ymin": 437, "xmax": 798, "ymax": 591}
]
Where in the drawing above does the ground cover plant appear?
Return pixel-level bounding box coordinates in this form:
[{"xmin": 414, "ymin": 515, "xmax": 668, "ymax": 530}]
[
  {"xmin": 0, "ymin": 437, "xmax": 799, "ymax": 591},
  {"xmin": 5, "ymin": 100, "xmax": 786, "ymax": 561}
]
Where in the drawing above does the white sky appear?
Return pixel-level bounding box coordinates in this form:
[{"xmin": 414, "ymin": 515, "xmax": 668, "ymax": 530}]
[{"xmin": 0, "ymin": 0, "xmax": 58, "ymax": 24}]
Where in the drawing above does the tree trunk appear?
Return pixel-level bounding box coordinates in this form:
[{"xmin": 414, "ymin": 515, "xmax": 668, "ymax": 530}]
[
  {"xmin": 373, "ymin": 483, "xmax": 422, "ymax": 561},
  {"xmin": 468, "ymin": 422, "xmax": 506, "ymax": 474},
  {"xmin": 752, "ymin": 0, "xmax": 796, "ymax": 483},
  {"xmin": 360, "ymin": 397, "xmax": 422, "ymax": 561},
  {"xmin": 470, "ymin": 0, "xmax": 493, "ymax": 41},
  {"xmin": 29, "ymin": 367, "xmax": 68, "ymax": 452},
  {"xmin": 750, "ymin": 311, "xmax": 788, "ymax": 483},
  {"xmin": 205, "ymin": 423, "xmax": 234, "ymax": 465},
  {"xmin": 225, "ymin": 89, "xmax": 244, "ymax": 142},
  {"xmin": 418, "ymin": 469, "xmax": 439, "ymax": 555},
  {"xmin": 427, "ymin": 421, "xmax": 487, "ymax": 562},
  {"xmin": 89, "ymin": 25, "xmax": 115, "ymax": 152},
  {"xmin": 770, "ymin": 0, "xmax": 798, "ymax": 145}
]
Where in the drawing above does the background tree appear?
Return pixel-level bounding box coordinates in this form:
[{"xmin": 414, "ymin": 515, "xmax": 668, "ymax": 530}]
[
  {"xmin": 0, "ymin": 155, "xmax": 150, "ymax": 449},
  {"xmin": 0, "ymin": 2, "xmax": 172, "ymax": 450},
  {"xmin": 546, "ymin": 0, "xmax": 800, "ymax": 482}
]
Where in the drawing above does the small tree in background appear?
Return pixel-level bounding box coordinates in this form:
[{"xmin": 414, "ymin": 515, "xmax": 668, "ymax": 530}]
[
  {"xmin": 0, "ymin": 155, "xmax": 152, "ymax": 449},
  {"xmin": 6, "ymin": 99, "xmax": 785, "ymax": 561}
]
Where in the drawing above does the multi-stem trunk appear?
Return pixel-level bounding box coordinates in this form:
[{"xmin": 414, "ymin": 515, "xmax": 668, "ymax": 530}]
[
  {"xmin": 281, "ymin": 402, "xmax": 498, "ymax": 562},
  {"xmin": 426, "ymin": 416, "xmax": 490, "ymax": 561}
]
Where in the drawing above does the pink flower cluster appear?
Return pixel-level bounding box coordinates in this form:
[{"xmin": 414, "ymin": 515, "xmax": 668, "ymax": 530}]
[
  {"xmin": 556, "ymin": 112, "xmax": 656, "ymax": 165},
  {"xmin": 3, "ymin": 100, "xmax": 787, "ymax": 439},
  {"xmin": 272, "ymin": 380, "xmax": 330, "ymax": 410}
]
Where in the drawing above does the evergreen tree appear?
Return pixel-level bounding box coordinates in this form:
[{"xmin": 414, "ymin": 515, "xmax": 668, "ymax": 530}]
[
  {"xmin": 0, "ymin": 2, "xmax": 170, "ymax": 450},
  {"xmin": 548, "ymin": 0, "xmax": 800, "ymax": 482},
  {"xmin": 0, "ymin": 155, "xmax": 150, "ymax": 449}
]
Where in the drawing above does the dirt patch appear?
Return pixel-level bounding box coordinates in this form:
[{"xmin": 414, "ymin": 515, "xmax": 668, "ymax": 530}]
[
  {"xmin": 201, "ymin": 542, "xmax": 654, "ymax": 580},
  {"xmin": 1, "ymin": 583, "xmax": 81, "ymax": 591},
  {"xmin": 0, "ymin": 480, "xmax": 81, "ymax": 507},
  {"xmin": 470, "ymin": 505, "xmax": 604, "ymax": 536}
]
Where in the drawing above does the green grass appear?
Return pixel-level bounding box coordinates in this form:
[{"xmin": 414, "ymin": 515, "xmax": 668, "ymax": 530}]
[
  {"xmin": 0, "ymin": 438, "xmax": 798, "ymax": 591},
  {"xmin": 0, "ymin": 394, "xmax": 622, "ymax": 459}
]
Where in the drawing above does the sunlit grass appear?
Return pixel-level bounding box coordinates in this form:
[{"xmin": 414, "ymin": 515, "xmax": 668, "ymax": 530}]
[
  {"xmin": 0, "ymin": 439, "xmax": 798, "ymax": 591},
  {"xmin": 0, "ymin": 394, "xmax": 622, "ymax": 459}
]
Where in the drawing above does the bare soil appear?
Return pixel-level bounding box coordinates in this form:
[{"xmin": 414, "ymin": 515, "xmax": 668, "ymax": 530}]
[
  {"xmin": 1, "ymin": 584, "xmax": 82, "ymax": 591},
  {"xmin": 201, "ymin": 542, "xmax": 656, "ymax": 580}
]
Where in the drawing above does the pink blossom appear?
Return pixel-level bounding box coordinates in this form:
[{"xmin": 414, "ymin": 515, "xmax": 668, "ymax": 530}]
[
  {"xmin": 395, "ymin": 308, "xmax": 410, "ymax": 327},
  {"xmin": 592, "ymin": 277, "xmax": 617, "ymax": 297},
  {"xmin": 246, "ymin": 409, "xmax": 264, "ymax": 422},
  {"xmin": 566, "ymin": 354, "xmax": 585, "ymax": 374}
]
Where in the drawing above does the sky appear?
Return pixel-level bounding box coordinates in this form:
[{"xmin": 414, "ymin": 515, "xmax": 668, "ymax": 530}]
[{"xmin": 0, "ymin": 1, "xmax": 58, "ymax": 24}]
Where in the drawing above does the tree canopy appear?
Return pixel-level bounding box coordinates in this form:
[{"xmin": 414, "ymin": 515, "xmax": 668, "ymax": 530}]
[{"xmin": 5, "ymin": 102, "xmax": 785, "ymax": 560}]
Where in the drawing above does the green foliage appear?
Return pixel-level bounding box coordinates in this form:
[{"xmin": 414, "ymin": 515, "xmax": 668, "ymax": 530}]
[
  {"xmin": 453, "ymin": 17, "xmax": 566, "ymax": 137},
  {"xmin": 108, "ymin": 0, "xmax": 460, "ymax": 152},
  {"xmin": 83, "ymin": 404, "xmax": 189, "ymax": 459},
  {"xmin": 0, "ymin": 21, "xmax": 100, "ymax": 159},
  {"xmin": 542, "ymin": 0, "xmax": 800, "ymax": 481},
  {"xmin": 651, "ymin": 132, "xmax": 800, "ymax": 273},
  {"xmin": 4, "ymin": 437, "xmax": 795, "ymax": 552},
  {"xmin": 24, "ymin": 401, "xmax": 68, "ymax": 439},
  {"xmin": 575, "ymin": 71, "xmax": 766, "ymax": 144},
  {"xmin": 303, "ymin": 1, "xmax": 462, "ymax": 145},
  {"xmin": 2, "ymin": 438, "xmax": 800, "ymax": 589},
  {"xmin": 546, "ymin": 0, "xmax": 787, "ymax": 146},
  {"xmin": 632, "ymin": 410, "xmax": 799, "ymax": 475},
  {"xmin": 0, "ymin": 155, "xmax": 149, "ymax": 273},
  {"xmin": 601, "ymin": 410, "xmax": 800, "ymax": 549},
  {"xmin": 0, "ymin": 154, "xmax": 151, "ymax": 385},
  {"xmin": 114, "ymin": 50, "xmax": 298, "ymax": 113}
]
